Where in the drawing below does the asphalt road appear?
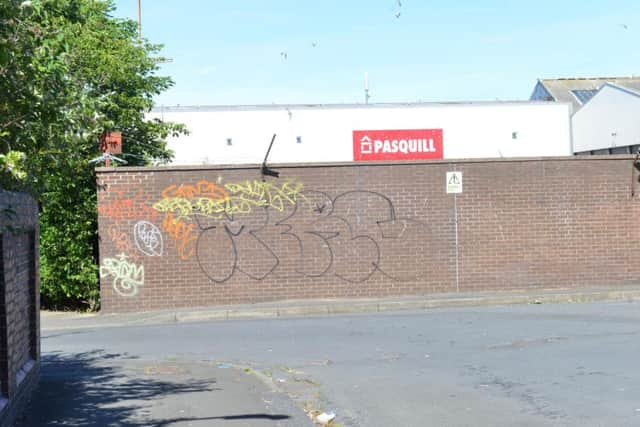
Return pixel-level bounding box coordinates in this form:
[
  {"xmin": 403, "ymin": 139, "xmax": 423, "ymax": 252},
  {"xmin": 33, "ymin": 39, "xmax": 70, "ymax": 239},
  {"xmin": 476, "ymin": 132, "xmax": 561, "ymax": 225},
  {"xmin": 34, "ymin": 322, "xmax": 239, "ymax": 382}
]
[{"xmin": 41, "ymin": 301, "xmax": 640, "ymax": 427}]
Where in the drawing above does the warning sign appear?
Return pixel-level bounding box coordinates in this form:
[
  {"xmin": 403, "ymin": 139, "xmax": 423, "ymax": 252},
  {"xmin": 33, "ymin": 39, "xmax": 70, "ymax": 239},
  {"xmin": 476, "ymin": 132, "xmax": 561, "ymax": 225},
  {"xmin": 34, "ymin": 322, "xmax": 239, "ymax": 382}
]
[{"xmin": 446, "ymin": 171, "xmax": 462, "ymax": 194}]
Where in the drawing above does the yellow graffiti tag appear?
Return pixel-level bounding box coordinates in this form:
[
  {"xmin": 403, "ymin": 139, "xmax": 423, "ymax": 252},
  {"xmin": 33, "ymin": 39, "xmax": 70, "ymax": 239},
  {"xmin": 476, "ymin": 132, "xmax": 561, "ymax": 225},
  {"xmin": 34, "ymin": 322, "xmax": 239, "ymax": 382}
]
[
  {"xmin": 153, "ymin": 179, "xmax": 306, "ymax": 219},
  {"xmin": 224, "ymin": 180, "xmax": 304, "ymax": 212}
]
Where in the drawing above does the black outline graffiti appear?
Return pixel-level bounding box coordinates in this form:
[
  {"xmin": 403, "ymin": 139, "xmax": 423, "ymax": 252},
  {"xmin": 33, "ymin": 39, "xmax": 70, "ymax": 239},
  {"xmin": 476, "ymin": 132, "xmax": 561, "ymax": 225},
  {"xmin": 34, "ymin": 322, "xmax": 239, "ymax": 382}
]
[{"xmin": 193, "ymin": 188, "xmax": 429, "ymax": 284}]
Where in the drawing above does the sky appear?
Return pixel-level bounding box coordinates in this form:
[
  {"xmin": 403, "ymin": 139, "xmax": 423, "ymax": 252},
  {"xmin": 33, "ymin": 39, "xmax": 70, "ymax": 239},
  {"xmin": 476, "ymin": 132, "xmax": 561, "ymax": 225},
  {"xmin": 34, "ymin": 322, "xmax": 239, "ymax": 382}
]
[{"xmin": 112, "ymin": 0, "xmax": 640, "ymax": 107}]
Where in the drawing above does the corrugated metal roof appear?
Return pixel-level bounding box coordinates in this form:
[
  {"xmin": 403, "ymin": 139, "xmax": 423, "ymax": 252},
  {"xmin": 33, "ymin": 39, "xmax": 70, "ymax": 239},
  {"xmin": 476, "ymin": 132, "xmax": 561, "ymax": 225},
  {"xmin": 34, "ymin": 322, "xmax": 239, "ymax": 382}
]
[
  {"xmin": 571, "ymin": 89, "xmax": 599, "ymax": 104},
  {"xmin": 537, "ymin": 77, "xmax": 640, "ymax": 111}
]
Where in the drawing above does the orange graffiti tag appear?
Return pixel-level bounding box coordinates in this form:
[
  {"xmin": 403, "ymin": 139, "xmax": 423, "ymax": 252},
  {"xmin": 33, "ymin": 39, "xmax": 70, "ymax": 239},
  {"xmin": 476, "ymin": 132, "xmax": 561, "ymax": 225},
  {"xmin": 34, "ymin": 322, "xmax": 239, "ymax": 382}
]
[
  {"xmin": 161, "ymin": 213, "xmax": 198, "ymax": 260},
  {"xmin": 107, "ymin": 228, "xmax": 140, "ymax": 261},
  {"xmin": 161, "ymin": 181, "xmax": 229, "ymax": 201},
  {"xmin": 100, "ymin": 189, "xmax": 159, "ymax": 221}
]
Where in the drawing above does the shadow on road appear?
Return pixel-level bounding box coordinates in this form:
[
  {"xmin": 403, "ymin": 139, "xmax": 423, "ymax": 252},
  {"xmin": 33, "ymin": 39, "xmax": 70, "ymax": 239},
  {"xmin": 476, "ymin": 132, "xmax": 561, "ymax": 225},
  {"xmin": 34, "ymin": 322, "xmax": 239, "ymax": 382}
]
[{"xmin": 17, "ymin": 350, "xmax": 291, "ymax": 426}]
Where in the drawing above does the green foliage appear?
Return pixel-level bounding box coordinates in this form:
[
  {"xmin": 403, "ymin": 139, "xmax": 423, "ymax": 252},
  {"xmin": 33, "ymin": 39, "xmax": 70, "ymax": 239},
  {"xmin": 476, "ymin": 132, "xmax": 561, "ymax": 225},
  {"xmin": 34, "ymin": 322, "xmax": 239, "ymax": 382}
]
[
  {"xmin": 0, "ymin": 151, "xmax": 26, "ymax": 180},
  {"xmin": 1, "ymin": 0, "xmax": 186, "ymax": 309},
  {"xmin": 39, "ymin": 156, "xmax": 101, "ymax": 310}
]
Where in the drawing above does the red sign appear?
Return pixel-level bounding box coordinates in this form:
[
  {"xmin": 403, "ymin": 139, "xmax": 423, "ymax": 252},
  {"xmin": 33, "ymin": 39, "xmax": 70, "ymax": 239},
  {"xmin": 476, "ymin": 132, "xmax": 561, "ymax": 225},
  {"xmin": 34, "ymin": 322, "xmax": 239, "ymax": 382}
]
[
  {"xmin": 353, "ymin": 129, "xmax": 443, "ymax": 161},
  {"xmin": 100, "ymin": 131, "xmax": 122, "ymax": 154}
]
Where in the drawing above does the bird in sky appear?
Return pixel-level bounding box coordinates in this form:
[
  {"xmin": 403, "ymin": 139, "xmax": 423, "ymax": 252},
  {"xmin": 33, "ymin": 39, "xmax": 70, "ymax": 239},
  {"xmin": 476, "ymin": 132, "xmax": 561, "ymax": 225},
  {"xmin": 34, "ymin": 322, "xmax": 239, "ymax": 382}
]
[
  {"xmin": 280, "ymin": 51, "xmax": 288, "ymax": 60},
  {"xmin": 394, "ymin": 0, "xmax": 402, "ymax": 18}
]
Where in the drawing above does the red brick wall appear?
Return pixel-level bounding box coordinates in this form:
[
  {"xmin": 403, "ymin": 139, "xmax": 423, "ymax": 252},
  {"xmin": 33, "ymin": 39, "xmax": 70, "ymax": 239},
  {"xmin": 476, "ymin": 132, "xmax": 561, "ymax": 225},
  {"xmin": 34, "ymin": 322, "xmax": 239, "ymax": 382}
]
[
  {"xmin": 96, "ymin": 157, "xmax": 640, "ymax": 313},
  {"xmin": 0, "ymin": 191, "xmax": 40, "ymax": 427}
]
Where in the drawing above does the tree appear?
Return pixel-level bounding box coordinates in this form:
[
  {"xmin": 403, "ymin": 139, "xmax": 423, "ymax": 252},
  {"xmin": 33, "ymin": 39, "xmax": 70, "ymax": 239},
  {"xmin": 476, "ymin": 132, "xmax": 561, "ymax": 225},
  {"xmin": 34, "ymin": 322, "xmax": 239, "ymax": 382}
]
[{"xmin": 0, "ymin": 0, "xmax": 185, "ymax": 309}]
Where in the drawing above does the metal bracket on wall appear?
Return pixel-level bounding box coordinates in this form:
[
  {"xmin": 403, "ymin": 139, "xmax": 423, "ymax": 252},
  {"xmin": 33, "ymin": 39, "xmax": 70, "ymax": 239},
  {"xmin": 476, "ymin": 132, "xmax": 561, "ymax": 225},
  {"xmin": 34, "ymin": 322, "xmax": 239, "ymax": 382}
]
[{"xmin": 261, "ymin": 133, "xmax": 280, "ymax": 180}]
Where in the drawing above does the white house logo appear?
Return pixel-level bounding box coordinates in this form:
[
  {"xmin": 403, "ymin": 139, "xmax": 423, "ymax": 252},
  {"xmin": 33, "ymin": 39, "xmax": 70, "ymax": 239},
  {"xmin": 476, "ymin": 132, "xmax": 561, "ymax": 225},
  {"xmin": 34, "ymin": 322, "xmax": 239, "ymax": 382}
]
[{"xmin": 360, "ymin": 135, "xmax": 373, "ymax": 154}]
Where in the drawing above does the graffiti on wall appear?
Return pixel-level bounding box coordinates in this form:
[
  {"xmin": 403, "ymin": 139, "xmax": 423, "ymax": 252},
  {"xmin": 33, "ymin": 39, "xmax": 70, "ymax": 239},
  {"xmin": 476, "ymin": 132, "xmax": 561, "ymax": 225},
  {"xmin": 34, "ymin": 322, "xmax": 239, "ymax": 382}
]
[
  {"xmin": 99, "ymin": 189, "xmax": 160, "ymax": 221},
  {"xmin": 153, "ymin": 179, "xmax": 305, "ymax": 220},
  {"xmin": 192, "ymin": 189, "xmax": 428, "ymax": 283},
  {"xmin": 108, "ymin": 228, "xmax": 140, "ymax": 261},
  {"xmin": 102, "ymin": 177, "xmax": 432, "ymax": 297},
  {"xmin": 133, "ymin": 221, "xmax": 163, "ymax": 256},
  {"xmin": 102, "ymin": 220, "xmax": 163, "ymax": 297},
  {"xmin": 99, "ymin": 253, "xmax": 145, "ymax": 297},
  {"xmin": 161, "ymin": 213, "xmax": 198, "ymax": 260}
]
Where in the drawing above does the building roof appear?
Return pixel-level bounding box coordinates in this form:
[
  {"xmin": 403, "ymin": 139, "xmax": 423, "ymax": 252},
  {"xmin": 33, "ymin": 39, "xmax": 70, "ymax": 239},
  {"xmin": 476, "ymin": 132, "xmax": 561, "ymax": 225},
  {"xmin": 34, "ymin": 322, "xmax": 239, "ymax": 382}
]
[
  {"xmin": 603, "ymin": 82, "xmax": 640, "ymax": 98},
  {"xmin": 151, "ymin": 100, "xmax": 565, "ymax": 114},
  {"xmin": 532, "ymin": 77, "xmax": 640, "ymax": 111},
  {"xmin": 571, "ymin": 82, "xmax": 640, "ymax": 114}
]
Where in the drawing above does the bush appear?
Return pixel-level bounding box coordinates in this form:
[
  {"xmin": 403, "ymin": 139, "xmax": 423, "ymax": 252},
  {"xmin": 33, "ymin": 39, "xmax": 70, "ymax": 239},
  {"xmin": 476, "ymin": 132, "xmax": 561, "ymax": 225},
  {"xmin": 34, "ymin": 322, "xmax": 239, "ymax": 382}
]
[{"xmin": 1, "ymin": 0, "xmax": 186, "ymax": 309}]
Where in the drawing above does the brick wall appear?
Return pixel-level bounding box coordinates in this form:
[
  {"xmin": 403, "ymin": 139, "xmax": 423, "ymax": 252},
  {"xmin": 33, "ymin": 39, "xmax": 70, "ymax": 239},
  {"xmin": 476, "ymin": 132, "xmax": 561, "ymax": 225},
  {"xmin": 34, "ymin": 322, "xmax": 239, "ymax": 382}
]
[
  {"xmin": 96, "ymin": 156, "xmax": 640, "ymax": 313},
  {"xmin": 0, "ymin": 191, "xmax": 40, "ymax": 427}
]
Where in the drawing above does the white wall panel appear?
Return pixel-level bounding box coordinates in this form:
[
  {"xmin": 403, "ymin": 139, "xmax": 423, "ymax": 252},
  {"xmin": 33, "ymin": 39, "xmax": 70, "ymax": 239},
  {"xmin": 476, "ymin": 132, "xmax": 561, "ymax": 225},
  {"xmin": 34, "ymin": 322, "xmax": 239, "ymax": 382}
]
[
  {"xmin": 572, "ymin": 85, "xmax": 640, "ymax": 153},
  {"xmin": 147, "ymin": 102, "xmax": 572, "ymax": 165}
]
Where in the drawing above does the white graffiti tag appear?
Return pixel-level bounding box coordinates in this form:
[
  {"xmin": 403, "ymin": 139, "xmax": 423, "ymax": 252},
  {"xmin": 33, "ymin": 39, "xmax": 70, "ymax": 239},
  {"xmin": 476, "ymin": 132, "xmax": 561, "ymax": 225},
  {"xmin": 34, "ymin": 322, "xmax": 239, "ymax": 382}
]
[
  {"xmin": 133, "ymin": 221, "xmax": 163, "ymax": 256},
  {"xmin": 99, "ymin": 253, "xmax": 145, "ymax": 297}
]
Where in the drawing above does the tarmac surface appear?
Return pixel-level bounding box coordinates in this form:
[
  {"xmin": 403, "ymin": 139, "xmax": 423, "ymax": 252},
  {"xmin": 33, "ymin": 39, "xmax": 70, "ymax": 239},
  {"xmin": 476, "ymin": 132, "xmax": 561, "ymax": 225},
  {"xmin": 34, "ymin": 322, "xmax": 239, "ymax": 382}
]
[
  {"xmin": 20, "ymin": 286, "xmax": 640, "ymax": 426},
  {"xmin": 40, "ymin": 286, "xmax": 640, "ymax": 331},
  {"xmin": 18, "ymin": 353, "xmax": 308, "ymax": 427}
]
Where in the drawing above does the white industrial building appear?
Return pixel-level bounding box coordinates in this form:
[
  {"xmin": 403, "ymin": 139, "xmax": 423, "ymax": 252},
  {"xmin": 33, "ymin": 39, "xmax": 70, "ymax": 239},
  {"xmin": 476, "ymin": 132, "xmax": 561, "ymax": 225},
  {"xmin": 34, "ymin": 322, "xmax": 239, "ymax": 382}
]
[
  {"xmin": 148, "ymin": 101, "xmax": 572, "ymax": 165},
  {"xmin": 531, "ymin": 77, "xmax": 640, "ymax": 155},
  {"xmin": 572, "ymin": 83, "xmax": 640, "ymax": 154}
]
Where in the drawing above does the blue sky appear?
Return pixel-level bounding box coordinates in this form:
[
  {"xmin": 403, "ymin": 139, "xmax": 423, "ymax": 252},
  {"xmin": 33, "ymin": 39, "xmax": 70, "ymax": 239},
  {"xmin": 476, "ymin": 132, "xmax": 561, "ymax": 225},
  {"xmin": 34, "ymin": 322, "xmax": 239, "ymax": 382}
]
[{"xmin": 112, "ymin": 0, "xmax": 640, "ymax": 106}]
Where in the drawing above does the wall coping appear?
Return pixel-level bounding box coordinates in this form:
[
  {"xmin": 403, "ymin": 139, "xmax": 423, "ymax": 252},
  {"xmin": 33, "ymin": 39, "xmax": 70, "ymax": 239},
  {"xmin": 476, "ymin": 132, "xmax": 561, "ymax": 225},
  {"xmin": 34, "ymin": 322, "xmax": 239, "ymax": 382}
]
[{"xmin": 95, "ymin": 155, "xmax": 638, "ymax": 174}]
